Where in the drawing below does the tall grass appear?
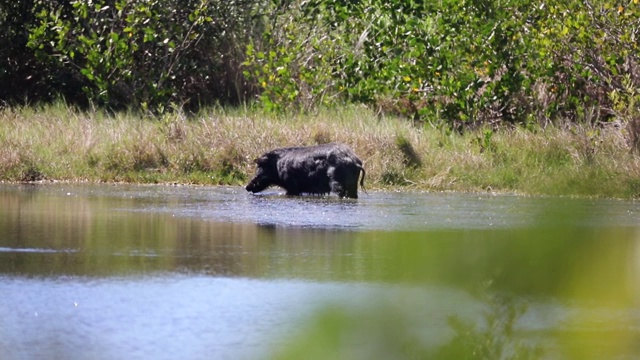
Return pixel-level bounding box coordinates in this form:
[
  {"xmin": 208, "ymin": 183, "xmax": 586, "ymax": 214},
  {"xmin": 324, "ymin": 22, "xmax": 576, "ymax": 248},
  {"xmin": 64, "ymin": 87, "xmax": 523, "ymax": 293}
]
[{"xmin": 1, "ymin": 103, "xmax": 639, "ymax": 198}]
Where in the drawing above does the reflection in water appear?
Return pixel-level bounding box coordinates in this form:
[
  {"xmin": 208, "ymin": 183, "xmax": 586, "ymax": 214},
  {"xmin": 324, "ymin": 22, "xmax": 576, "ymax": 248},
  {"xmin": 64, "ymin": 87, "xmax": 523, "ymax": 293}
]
[
  {"xmin": 0, "ymin": 195, "xmax": 369, "ymax": 278},
  {"xmin": 1, "ymin": 184, "xmax": 640, "ymax": 359}
]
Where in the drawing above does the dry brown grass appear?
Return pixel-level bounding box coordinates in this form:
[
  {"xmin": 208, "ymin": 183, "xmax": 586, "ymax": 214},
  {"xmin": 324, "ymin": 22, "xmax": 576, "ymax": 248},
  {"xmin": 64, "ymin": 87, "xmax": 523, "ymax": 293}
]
[{"xmin": 2, "ymin": 103, "xmax": 640, "ymax": 198}]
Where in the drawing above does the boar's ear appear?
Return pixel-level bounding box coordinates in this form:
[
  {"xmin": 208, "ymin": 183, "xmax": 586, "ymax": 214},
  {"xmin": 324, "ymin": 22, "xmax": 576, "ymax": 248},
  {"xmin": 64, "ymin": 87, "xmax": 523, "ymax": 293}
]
[
  {"xmin": 254, "ymin": 155, "xmax": 270, "ymax": 165},
  {"xmin": 255, "ymin": 152, "xmax": 279, "ymax": 166}
]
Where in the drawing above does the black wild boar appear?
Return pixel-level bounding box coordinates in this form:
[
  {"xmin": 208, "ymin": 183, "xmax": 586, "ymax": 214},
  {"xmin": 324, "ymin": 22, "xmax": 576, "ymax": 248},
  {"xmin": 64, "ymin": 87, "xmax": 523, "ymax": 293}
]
[{"xmin": 245, "ymin": 143, "xmax": 366, "ymax": 198}]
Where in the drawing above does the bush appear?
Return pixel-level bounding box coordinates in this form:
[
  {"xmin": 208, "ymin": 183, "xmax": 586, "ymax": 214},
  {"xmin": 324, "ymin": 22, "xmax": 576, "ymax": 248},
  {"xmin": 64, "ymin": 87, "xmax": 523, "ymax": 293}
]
[
  {"xmin": 245, "ymin": 0, "xmax": 640, "ymax": 129},
  {"xmin": 25, "ymin": 0, "xmax": 259, "ymax": 112},
  {"xmin": 3, "ymin": 0, "xmax": 639, "ymax": 129},
  {"xmin": 242, "ymin": 0, "xmax": 351, "ymax": 112},
  {"xmin": 0, "ymin": 0, "xmax": 63, "ymax": 107}
]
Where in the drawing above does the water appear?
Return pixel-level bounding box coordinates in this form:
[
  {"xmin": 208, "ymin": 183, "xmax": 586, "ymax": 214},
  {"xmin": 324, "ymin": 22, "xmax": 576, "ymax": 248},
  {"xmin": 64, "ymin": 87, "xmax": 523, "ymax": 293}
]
[{"xmin": 1, "ymin": 184, "xmax": 639, "ymax": 359}]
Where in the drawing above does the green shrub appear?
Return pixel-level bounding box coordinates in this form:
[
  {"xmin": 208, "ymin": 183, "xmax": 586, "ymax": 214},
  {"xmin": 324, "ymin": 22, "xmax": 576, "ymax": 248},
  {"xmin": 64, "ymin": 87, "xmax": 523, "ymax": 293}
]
[
  {"xmin": 244, "ymin": 0, "xmax": 640, "ymax": 129},
  {"xmin": 26, "ymin": 0, "xmax": 258, "ymax": 112},
  {"xmin": 3, "ymin": 0, "xmax": 638, "ymax": 129},
  {"xmin": 242, "ymin": 1, "xmax": 350, "ymax": 112}
]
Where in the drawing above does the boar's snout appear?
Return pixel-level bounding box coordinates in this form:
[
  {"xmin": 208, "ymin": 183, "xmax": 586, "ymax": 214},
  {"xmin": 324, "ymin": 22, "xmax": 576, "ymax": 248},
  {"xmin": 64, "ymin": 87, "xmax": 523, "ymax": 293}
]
[
  {"xmin": 245, "ymin": 173, "xmax": 271, "ymax": 193},
  {"xmin": 245, "ymin": 179, "xmax": 257, "ymax": 192}
]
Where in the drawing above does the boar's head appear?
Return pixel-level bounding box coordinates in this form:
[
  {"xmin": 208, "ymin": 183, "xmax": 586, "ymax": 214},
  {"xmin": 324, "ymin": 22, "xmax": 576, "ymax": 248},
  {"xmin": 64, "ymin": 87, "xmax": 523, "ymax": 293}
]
[{"xmin": 245, "ymin": 152, "xmax": 279, "ymax": 193}]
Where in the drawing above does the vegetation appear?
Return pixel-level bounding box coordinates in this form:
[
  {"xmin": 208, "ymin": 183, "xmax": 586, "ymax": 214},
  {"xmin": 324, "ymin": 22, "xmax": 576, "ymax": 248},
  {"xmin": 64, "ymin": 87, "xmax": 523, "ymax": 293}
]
[
  {"xmin": 1, "ymin": 0, "xmax": 640, "ymax": 197},
  {"xmin": 2, "ymin": 4, "xmax": 638, "ymax": 359},
  {"xmin": 1, "ymin": 104, "xmax": 639, "ymax": 198},
  {"xmin": 272, "ymin": 292, "xmax": 543, "ymax": 360},
  {"xmin": 1, "ymin": 0, "xmax": 637, "ymax": 126},
  {"xmin": 269, "ymin": 223, "xmax": 639, "ymax": 359},
  {"xmin": 2, "ymin": 3, "xmax": 638, "ymax": 357}
]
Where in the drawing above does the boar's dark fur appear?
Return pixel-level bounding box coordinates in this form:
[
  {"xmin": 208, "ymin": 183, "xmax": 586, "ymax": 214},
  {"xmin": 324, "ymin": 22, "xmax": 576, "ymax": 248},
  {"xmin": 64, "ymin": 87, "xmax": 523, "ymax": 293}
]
[{"xmin": 245, "ymin": 143, "xmax": 365, "ymax": 198}]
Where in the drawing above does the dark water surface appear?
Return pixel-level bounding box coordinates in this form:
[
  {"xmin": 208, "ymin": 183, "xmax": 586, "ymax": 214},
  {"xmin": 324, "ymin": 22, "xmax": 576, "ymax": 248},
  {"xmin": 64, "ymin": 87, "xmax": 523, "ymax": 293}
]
[{"xmin": 1, "ymin": 184, "xmax": 639, "ymax": 359}]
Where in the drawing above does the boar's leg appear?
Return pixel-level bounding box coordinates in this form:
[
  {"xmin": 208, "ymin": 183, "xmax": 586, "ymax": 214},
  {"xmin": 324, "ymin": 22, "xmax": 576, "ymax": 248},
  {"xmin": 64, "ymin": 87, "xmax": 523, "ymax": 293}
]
[
  {"xmin": 342, "ymin": 174, "xmax": 359, "ymax": 199},
  {"xmin": 330, "ymin": 180, "xmax": 347, "ymax": 198},
  {"xmin": 344, "ymin": 182, "xmax": 358, "ymax": 199},
  {"xmin": 328, "ymin": 167, "xmax": 358, "ymax": 199},
  {"xmin": 284, "ymin": 182, "xmax": 301, "ymax": 196},
  {"xmin": 343, "ymin": 165, "xmax": 362, "ymax": 199},
  {"xmin": 327, "ymin": 167, "xmax": 342, "ymax": 197}
]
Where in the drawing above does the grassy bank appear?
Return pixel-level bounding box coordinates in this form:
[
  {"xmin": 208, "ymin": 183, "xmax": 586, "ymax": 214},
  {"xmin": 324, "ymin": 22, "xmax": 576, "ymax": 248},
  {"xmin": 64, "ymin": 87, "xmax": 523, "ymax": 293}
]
[{"xmin": 1, "ymin": 104, "xmax": 640, "ymax": 199}]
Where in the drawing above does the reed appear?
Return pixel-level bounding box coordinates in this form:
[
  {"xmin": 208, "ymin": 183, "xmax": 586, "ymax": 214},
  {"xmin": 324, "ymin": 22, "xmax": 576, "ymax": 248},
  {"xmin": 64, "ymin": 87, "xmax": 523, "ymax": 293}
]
[{"xmin": 1, "ymin": 103, "xmax": 639, "ymax": 198}]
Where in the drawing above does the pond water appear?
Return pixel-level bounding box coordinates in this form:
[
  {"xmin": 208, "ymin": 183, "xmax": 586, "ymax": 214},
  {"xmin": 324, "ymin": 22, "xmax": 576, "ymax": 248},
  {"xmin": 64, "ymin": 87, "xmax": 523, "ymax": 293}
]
[{"xmin": 1, "ymin": 184, "xmax": 639, "ymax": 359}]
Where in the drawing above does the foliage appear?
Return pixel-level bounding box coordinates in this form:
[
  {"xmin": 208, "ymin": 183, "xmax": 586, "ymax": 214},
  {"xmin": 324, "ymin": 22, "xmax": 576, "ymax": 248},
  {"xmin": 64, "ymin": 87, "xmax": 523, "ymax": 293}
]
[
  {"xmin": 25, "ymin": 0, "xmax": 258, "ymax": 112},
  {"xmin": 245, "ymin": 0, "xmax": 640, "ymax": 129},
  {"xmin": 436, "ymin": 293, "xmax": 543, "ymax": 360},
  {"xmin": 270, "ymin": 289, "xmax": 543, "ymax": 360},
  {"xmin": 2, "ymin": 0, "xmax": 639, "ymax": 128},
  {"xmin": 531, "ymin": 1, "xmax": 640, "ymax": 122},
  {"xmin": 242, "ymin": 1, "xmax": 350, "ymax": 112},
  {"xmin": 0, "ymin": 0, "xmax": 59, "ymax": 106}
]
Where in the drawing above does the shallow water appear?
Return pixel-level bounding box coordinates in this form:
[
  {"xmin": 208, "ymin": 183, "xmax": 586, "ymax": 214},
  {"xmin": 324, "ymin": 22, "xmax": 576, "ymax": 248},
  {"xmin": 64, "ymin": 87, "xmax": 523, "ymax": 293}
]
[{"xmin": 1, "ymin": 184, "xmax": 639, "ymax": 359}]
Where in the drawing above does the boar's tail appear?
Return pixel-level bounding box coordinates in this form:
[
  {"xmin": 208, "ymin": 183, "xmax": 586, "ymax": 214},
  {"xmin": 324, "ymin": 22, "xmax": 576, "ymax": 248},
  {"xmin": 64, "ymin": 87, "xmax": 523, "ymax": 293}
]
[{"xmin": 358, "ymin": 165, "xmax": 367, "ymax": 194}]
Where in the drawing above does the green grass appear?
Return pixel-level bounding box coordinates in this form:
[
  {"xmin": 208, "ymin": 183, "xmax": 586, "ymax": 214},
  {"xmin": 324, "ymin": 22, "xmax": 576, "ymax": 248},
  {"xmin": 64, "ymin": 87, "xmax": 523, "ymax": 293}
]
[{"xmin": 1, "ymin": 103, "xmax": 640, "ymax": 198}]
